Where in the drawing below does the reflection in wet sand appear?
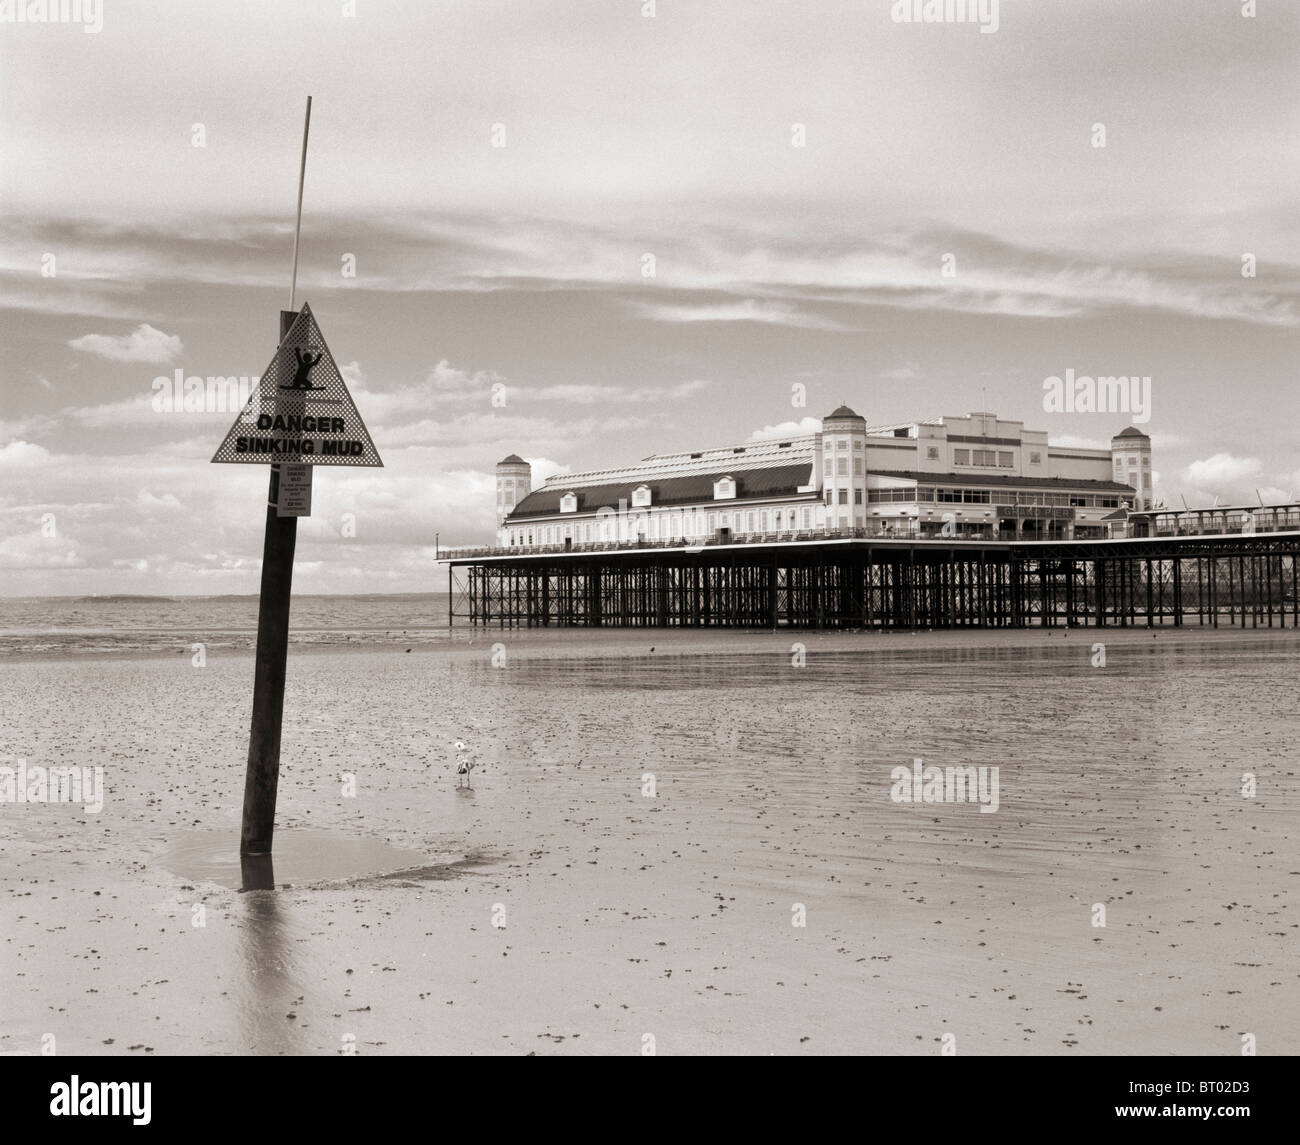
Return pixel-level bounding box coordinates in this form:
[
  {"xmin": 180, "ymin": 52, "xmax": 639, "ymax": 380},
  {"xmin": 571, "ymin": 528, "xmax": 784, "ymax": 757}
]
[{"xmin": 236, "ymin": 887, "xmax": 307, "ymax": 1055}]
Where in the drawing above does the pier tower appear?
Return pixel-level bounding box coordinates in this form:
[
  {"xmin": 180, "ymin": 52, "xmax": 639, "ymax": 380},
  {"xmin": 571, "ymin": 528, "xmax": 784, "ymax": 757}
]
[
  {"xmin": 819, "ymin": 404, "xmax": 868, "ymax": 530},
  {"xmin": 496, "ymin": 454, "xmax": 531, "ymax": 541},
  {"xmin": 1110, "ymin": 427, "xmax": 1152, "ymax": 511}
]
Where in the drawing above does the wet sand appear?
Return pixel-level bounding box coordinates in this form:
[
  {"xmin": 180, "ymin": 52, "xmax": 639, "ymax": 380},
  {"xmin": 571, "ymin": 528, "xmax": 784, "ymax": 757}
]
[{"xmin": 1, "ymin": 626, "xmax": 1297, "ymax": 1055}]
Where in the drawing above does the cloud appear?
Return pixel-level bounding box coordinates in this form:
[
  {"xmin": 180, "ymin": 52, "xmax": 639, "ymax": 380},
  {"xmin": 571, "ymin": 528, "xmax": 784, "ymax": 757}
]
[
  {"xmin": 526, "ymin": 457, "xmax": 568, "ymax": 484},
  {"xmin": 1184, "ymin": 453, "xmax": 1263, "ymax": 489},
  {"xmin": 750, "ymin": 416, "xmax": 822, "ymax": 440},
  {"xmin": 68, "ymin": 323, "xmax": 182, "ymax": 363},
  {"xmin": 426, "ymin": 358, "xmax": 503, "ymax": 393},
  {"xmin": 531, "ymin": 379, "xmax": 708, "ymax": 404},
  {"xmin": 13, "ymin": 213, "xmax": 1300, "ymax": 336},
  {"xmin": 0, "ymin": 530, "xmax": 84, "ymax": 570},
  {"xmin": 630, "ymin": 298, "xmax": 861, "ymax": 331},
  {"xmin": 0, "ymin": 440, "xmax": 54, "ymax": 469}
]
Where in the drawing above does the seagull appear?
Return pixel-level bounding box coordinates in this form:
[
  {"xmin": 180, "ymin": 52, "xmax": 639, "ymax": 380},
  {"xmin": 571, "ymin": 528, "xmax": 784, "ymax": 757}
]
[{"xmin": 455, "ymin": 739, "xmax": 475, "ymax": 786}]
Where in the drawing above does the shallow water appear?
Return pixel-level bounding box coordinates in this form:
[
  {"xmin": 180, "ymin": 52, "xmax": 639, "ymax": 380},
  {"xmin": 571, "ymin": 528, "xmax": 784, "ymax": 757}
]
[
  {"xmin": 0, "ymin": 593, "xmax": 452, "ymax": 656},
  {"xmin": 155, "ymin": 829, "xmax": 443, "ymax": 890},
  {"xmin": 1, "ymin": 628, "xmax": 1297, "ymax": 1055}
]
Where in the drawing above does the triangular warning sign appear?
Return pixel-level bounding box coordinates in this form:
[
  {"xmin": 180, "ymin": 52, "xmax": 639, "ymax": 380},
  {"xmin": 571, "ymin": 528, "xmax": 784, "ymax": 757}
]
[{"xmin": 211, "ymin": 302, "xmax": 383, "ymax": 467}]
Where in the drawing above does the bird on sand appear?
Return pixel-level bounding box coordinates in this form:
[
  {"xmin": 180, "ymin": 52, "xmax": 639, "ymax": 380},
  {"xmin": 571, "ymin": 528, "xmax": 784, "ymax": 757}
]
[{"xmin": 454, "ymin": 739, "xmax": 475, "ymax": 786}]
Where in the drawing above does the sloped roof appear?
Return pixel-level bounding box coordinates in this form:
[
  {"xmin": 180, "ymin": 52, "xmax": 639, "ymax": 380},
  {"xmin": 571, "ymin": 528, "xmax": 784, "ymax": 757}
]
[
  {"xmin": 1114, "ymin": 426, "xmax": 1149, "ymax": 439},
  {"xmin": 498, "ymin": 453, "xmax": 527, "ymax": 465},
  {"xmin": 508, "ymin": 463, "xmax": 815, "ymax": 519},
  {"xmin": 825, "ymin": 404, "xmax": 864, "ymax": 419}
]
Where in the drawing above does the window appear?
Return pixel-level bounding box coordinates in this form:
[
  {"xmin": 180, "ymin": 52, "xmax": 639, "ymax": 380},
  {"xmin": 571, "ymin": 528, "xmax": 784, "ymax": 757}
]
[
  {"xmin": 560, "ymin": 492, "xmax": 577, "ymax": 513},
  {"xmin": 853, "ymin": 457, "xmax": 863, "ymax": 475},
  {"xmin": 1030, "ymin": 452, "xmax": 1041, "ymax": 464},
  {"xmin": 954, "ymin": 449, "xmax": 970, "ymax": 465},
  {"xmin": 1142, "ymin": 456, "xmax": 1150, "ymax": 467},
  {"xmin": 838, "ymin": 489, "xmax": 848, "ymax": 505},
  {"xmin": 836, "ymin": 457, "xmax": 848, "ymax": 476},
  {"xmin": 713, "ymin": 476, "xmax": 736, "ymax": 500},
  {"xmin": 854, "ymin": 489, "xmax": 862, "ymax": 505},
  {"xmin": 825, "ymin": 490, "xmax": 833, "ymax": 506},
  {"xmin": 631, "ymin": 484, "xmax": 651, "ymax": 507},
  {"xmin": 997, "ymin": 451, "xmax": 1013, "ymax": 468},
  {"xmin": 868, "ymin": 488, "xmax": 915, "ymax": 503},
  {"xmin": 926, "ymin": 446, "xmax": 939, "ymax": 460}
]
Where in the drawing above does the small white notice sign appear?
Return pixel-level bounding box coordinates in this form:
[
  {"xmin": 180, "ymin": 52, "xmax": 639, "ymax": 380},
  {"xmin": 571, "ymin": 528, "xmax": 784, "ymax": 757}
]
[{"xmin": 276, "ymin": 464, "xmax": 313, "ymax": 517}]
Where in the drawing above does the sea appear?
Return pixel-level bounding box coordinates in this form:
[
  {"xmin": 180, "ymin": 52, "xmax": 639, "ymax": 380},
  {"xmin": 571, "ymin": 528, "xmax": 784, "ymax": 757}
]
[{"xmin": 0, "ymin": 593, "xmax": 453, "ymax": 657}]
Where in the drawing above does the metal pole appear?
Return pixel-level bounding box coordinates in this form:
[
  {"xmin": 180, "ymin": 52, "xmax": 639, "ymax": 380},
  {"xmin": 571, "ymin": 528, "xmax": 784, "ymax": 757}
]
[
  {"xmin": 288, "ymin": 97, "xmax": 312, "ymax": 311},
  {"xmin": 241, "ymin": 98, "xmax": 312, "ymax": 857}
]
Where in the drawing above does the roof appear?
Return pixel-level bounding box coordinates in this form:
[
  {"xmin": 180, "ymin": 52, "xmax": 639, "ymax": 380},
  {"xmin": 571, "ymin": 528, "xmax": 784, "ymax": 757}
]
[
  {"xmin": 871, "ymin": 469, "xmax": 1137, "ymax": 493},
  {"xmin": 825, "ymin": 404, "xmax": 864, "ymax": 420},
  {"xmin": 1113, "ymin": 426, "xmax": 1149, "ymax": 439},
  {"xmin": 507, "ymin": 463, "xmax": 815, "ymax": 519},
  {"xmin": 541, "ymin": 437, "xmax": 815, "ymax": 488},
  {"xmin": 498, "ymin": 453, "xmax": 527, "ymax": 465},
  {"xmin": 1101, "ymin": 508, "xmax": 1130, "ymax": 521}
]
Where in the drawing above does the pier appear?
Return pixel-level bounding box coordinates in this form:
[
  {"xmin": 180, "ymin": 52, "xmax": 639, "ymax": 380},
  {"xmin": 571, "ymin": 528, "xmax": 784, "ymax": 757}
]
[{"xmin": 448, "ymin": 530, "xmax": 1300, "ymax": 630}]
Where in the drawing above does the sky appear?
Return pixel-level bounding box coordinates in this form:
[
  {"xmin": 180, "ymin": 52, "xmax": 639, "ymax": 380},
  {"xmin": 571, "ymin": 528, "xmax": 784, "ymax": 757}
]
[{"xmin": 2, "ymin": 0, "xmax": 1299, "ymax": 594}]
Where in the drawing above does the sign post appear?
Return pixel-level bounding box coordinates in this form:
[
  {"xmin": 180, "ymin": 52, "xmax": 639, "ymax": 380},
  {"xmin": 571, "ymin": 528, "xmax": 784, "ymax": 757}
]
[
  {"xmin": 215, "ymin": 301, "xmax": 383, "ymax": 861},
  {"xmin": 212, "ymin": 97, "xmax": 383, "ymax": 868},
  {"xmin": 242, "ymin": 308, "xmax": 301, "ymax": 858}
]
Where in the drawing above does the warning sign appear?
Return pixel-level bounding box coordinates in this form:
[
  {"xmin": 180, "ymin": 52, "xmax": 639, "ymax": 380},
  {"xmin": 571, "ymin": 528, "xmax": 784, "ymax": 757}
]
[
  {"xmin": 211, "ymin": 302, "xmax": 382, "ymax": 467},
  {"xmin": 276, "ymin": 464, "xmax": 313, "ymax": 517}
]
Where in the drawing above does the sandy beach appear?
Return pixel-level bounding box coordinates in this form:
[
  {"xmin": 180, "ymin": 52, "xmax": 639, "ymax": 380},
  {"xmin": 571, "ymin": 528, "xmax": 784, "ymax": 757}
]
[{"xmin": 2, "ymin": 626, "xmax": 1297, "ymax": 1056}]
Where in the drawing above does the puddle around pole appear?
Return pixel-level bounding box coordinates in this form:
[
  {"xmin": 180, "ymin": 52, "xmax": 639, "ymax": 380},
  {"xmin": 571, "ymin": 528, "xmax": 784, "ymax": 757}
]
[{"xmin": 155, "ymin": 829, "xmax": 451, "ymax": 891}]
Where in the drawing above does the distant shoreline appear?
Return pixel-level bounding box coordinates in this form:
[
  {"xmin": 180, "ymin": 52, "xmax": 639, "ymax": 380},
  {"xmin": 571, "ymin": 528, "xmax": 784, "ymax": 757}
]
[{"xmin": 2, "ymin": 622, "xmax": 1296, "ymax": 664}]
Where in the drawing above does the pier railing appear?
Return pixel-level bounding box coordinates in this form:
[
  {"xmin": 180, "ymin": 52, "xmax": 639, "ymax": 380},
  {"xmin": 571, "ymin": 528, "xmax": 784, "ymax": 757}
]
[
  {"xmin": 440, "ymin": 525, "xmax": 992, "ymax": 559},
  {"xmin": 440, "ymin": 516, "xmax": 1300, "ymax": 560}
]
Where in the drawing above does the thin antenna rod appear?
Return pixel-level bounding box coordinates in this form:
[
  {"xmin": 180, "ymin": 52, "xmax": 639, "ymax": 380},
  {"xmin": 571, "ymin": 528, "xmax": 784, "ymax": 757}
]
[{"xmin": 288, "ymin": 96, "xmax": 313, "ymax": 311}]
